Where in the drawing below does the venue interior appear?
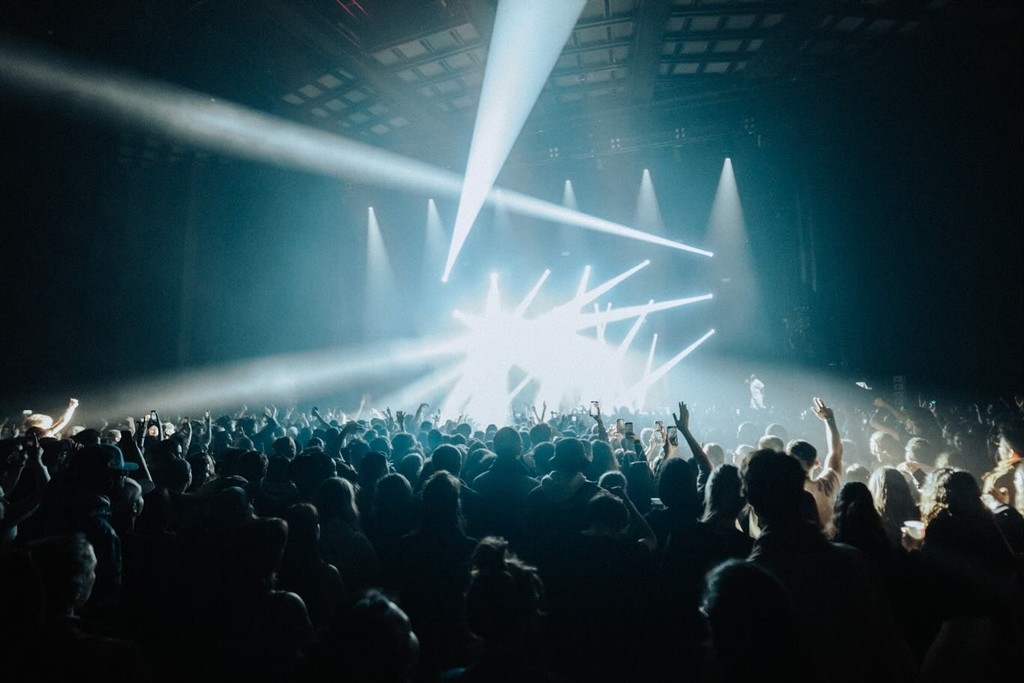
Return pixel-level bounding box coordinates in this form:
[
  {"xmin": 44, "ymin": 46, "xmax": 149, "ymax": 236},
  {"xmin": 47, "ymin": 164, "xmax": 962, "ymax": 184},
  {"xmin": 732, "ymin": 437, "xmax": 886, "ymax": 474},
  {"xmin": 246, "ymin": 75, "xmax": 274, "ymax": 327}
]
[{"xmin": 2, "ymin": 0, "xmax": 1021, "ymax": 423}]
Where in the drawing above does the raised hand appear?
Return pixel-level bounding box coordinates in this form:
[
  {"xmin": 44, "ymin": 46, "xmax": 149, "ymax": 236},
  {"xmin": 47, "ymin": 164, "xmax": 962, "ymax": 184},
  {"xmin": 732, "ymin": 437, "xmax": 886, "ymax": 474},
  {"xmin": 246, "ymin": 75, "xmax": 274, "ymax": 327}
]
[
  {"xmin": 811, "ymin": 397, "xmax": 834, "ymax": 421},
  {"xmin": 673, "ymin": 400, "xmax": 691, "ymax": 432}
]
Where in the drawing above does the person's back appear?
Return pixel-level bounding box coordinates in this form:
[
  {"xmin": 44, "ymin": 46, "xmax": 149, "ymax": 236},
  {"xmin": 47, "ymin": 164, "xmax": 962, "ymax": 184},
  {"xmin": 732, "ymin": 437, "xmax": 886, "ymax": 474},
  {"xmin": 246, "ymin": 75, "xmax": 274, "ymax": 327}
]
[
  {"xmin": 391, "ymin": 471, "xmax": 478, "ymax": 682},
  {"xmin": 470, "ymin": 427, "xmax": 539, "ymax": 555},
  {"xmin": 744, "ymin": 448, "xmax": 917, "ymax": 683},
  {"xmin": 277, "ymin": 503, "xmax": 348, "ymax": 634},
  {"xmin": 701, "ymin": 559, "xmax": 806, "ymax": 683},
  {"xmin": 523, "ymin": 438, "xmax": 600, "ymax": 579},
  {"xmin": 314, "ymin": 476, "xmax": 381, "ymax": 596},
  {"xmin": 25, "ymin": 533, "xmax": 151, "ymax": 681},
  {"xmin": 545, "ymin": 490, "xmax": 657, "ymax": 683},
  {"xmin": 438, "ymin": 537, "xmax": 560, "ymax": 683}
]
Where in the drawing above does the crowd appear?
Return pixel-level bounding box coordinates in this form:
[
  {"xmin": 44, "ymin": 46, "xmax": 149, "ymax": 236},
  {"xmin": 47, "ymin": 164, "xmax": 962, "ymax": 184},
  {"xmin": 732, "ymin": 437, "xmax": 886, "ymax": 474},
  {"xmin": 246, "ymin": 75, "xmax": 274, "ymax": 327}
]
[{"xmin": 0, "ymin": 389, "xmax": 1022, "ymax": 682}]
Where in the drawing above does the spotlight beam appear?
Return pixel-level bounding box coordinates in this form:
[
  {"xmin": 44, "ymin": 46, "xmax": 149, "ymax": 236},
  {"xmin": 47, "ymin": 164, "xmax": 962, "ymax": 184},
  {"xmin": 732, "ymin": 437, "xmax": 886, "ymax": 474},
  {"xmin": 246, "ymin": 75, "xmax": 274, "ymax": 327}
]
[
  {"xmin": 445, "ymin": 0, "xmax": 588, "ymax": 281},
  {"xmin": 632, "ymin": 329, "xmax": 717, "ymax": 390},
  {"xmin": 490, "ymin": 189, "xmax": 714, "ymax": 258},
  {"xmin": 578, "ymin": 293, "xmax": 714, "ymax": 328},
  {"xmin": 514, "ymin": 270, "xmax": 552, "ymax": 317},
  {"xmin": 1, "ymin": 43, "xmax": 710, "ymax": 271},
  {"xmin": 645, "ymin": 334, "xmax": 659, "ymax": 376},
  {"xmin": 560, "ymin": 260, "xmax": 650, "ymax": 313},
  {"xmin": 616, "ymin": 301, "xmax": 654, "ymax": 359}
]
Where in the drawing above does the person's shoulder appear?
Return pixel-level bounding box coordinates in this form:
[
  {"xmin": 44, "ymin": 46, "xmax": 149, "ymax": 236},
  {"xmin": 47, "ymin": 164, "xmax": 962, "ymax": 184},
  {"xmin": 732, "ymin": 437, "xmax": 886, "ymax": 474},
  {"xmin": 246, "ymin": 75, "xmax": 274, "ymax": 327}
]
[{"xmin": 814, "ymin": 467, "xmax": 841, "ymax": 488}]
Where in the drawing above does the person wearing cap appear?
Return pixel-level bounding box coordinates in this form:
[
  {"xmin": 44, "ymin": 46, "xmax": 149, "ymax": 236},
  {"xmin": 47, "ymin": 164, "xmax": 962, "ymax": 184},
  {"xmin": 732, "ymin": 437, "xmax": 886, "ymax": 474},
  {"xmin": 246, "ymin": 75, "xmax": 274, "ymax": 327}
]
[{"xmin": 26, "ymin": 443, "xmax": 145, "ymax": 614}]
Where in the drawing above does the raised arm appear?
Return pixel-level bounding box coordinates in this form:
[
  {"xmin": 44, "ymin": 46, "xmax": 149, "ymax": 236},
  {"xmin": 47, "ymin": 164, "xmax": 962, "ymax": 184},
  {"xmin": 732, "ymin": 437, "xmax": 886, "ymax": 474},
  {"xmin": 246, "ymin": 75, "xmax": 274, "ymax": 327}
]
[
  {"xmin": 673, "ymin": 400, "xmax": 712, "ymax": 481},
  {"xmin": 812, "ymin": 396, "xmax": 843, "ymax": 474},
  {"xmin": 46, "ymin": 397, "xmax": 80, "ymax": 437},
  {"xmin": 873, "ymin": 397, "xmax": 909, "ymax": 428}
]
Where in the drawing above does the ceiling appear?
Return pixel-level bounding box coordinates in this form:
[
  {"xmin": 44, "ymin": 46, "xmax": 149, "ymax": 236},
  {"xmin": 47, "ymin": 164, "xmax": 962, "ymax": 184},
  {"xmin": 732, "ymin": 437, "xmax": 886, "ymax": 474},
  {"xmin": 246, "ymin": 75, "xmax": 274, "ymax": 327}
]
[{"xmin": 3, "ymin": 0, "xmax": 1020, "ymax": 171}]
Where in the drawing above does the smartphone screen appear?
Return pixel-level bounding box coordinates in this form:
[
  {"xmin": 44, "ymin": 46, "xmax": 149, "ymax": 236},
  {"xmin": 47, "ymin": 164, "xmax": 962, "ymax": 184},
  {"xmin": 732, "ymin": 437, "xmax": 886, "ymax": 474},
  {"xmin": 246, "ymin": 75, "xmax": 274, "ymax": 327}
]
[
  {"xmin": 615, "ymin": 418, "xmax": 625, "ymax": 432},
  {"xmin": 655, "ymin": 420, "xmax": 664, "ymax": 431},
  {"xmin": 589, "ymin": 400, "xmax": 600, "ymax": 417},
  {"xmin": 624, "ymin": 421, "xmax": 634, "ymax": 437}
]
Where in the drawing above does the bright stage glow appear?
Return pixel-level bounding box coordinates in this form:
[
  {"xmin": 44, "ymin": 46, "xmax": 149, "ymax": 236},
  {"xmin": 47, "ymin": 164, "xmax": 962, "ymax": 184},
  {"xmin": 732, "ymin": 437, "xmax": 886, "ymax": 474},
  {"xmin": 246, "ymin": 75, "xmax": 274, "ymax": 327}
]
[
  {"xmin": 75, "ymin": 267, "xmax": 714, "ymax": 426},
  {"xmin": 435, "ymin": 263, "xmax": 713, "ymax": 424},
  {"xmin": 444, "ymin": 0, "xmax": 588, "ymax": 282}
]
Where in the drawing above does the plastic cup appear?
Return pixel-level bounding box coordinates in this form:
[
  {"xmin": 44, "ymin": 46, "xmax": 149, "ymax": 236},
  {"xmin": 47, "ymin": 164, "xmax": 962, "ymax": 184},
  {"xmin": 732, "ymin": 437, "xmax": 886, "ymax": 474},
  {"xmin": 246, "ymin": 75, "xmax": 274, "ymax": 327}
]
[{"xmin": 902, "ymin": 520, "xmax": 925, "ymax": 540}]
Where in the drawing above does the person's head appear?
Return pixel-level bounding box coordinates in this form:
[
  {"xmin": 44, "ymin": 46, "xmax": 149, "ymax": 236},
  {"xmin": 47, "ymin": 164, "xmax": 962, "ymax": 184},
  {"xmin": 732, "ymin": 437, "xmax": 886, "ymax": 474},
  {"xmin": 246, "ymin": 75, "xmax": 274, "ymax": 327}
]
[
  {"xmin": 153, "ymin": 456, "xmax": 192, "ymax": 493},
  {"xmin": 465, "ymin": 536, "xmax": 543, "ymax": 646},
  {"xmin": 66, "ymin": 444, "xmax": 138, "ymax": 493},
  {"xmin": 314, "ymin": 476, "xmax": 359, "ymax": 524},
  {"xmin": 368, "ymin": 436, "xmax": 392, "ymax": 459},
  {"xmin": 996, "ymin": 419, "xmax": 1024, "ymax": 464},
  {"xmin": 703, "ymin": 463, "xmax": 745, "ymax": 521},
  {"xmin": 391, "ymin": 432, "xmax": 419, "ymax": 459},
  {"xmin": 282, "ymin": 502, "xmax": 321, "ymax": 551},
  {"xmin": 786, "ymin": 439, "xmax": 817, "ymax": 473},
  {"xmin": 764, "ymin": 423, "xmax": 789, "ymax": 443},
  {"xmin": 904, "ymin": 437, "xmax": 936, "ymax": 468},
  {"xmin": 358, "ymin": 451, "xmax": 391, "ymax": 486},
  {"xmin": 701, "ymin": 559, "xmax": 801, "ymax": 680},
  {"xmin": 704, "ymin": 442, "xmax": 726, "ymax": 466},
  {"xmin": 585, "ymin": 490, "xmax": 630, "ymax": 537},
  {"xmin": 316, "ymin": 589, "xmax": 419, "ymax": 683},
  {"xmin": 493, "ymin": 426, "xmax": 523, "ymax": 460},
  {"xmin": 551, "ymin": 437, "xmax": 589, "ymax": 474},
  {"xmin": 237, "ymin": 450, "xmax": 269, "ymax": 485},
  {"xmin": 921, "ymin": 468, "xmax": 986, "ymax": 523},
  {"xmin": 272, "ymin": 435, "xmax": 297, "ymax": 460},
  {"xmin": 732, "ymin": 444, "xmax": 754, "ymax": 467},
  {"xmin": 186, "ymin": 451, "xmax": 216, "ymax": 491},
  {"xmin": 528, "ymin": 422, "xmax": 553, "ymax": 449},
  {"xmin": 531, "ymin": 441, "xmax": 556, "ymax": 476},
  {"xmin": 109, "ymin": 476, "xmax": 145, "ymax": 533},
  {"xmin": 419, "ymin": 470, "xmax": 463, "ymax": 531},
  {"xmin": 375, "ymin": 473, "xmax": 414, "ymax": 517},
  {"xmin": 906, "ymin": 407, "xmax": 939, "ymax": 438},
  {"xmin": 430, "ymin": 444, "xmax": 464, "ymax": 478},
  {"xmin": 832, "ymin": 481, "xmax": 887, "ymax": 548},
  {"xmin": 742, "ymin": 448, "xmax": 806, "ymax": 525},
  {"xmin": 658, "ymin": 456, "xmax": 700, "ymax": 513},
  {"xmin": 396, "ymin": 453, "xmax": 424, "ymax": 486},
  {"xmin": 868, "ymin": 465, "xmax": 918, "ymax": 520},
  {"xmin": 736, "ymin": 422, "xmax": 761, "ymax": 446},
  {"xmin": 844, "ymin": 463, "xmax": 871, "ymax": 485},
  {"xmin": 869, "ymin": 430, "xmax": 901, "ymax": 467},
  {"xmin": 598, "ymin": 470, "xmax": 628, "ymax": 493},
  {"xmin": 585, "ymin": 440, "xmax": 617, "ymax": 480},
  {"xmin": 28, "ymin": 533, "xmax": 97, "ymax": 616},
  {"xmin": 624, "ymin": 460, "xmax": 657, "ymax": 515},
  {"xmin": 757, "ymin": 435, "xmax": 785, "ymax": 453}
]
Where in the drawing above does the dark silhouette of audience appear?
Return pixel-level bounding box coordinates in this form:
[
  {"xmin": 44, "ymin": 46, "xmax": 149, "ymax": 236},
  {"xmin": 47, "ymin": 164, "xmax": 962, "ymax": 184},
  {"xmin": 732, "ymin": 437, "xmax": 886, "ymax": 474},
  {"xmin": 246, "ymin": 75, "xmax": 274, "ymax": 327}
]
[{"xmin": 2, "ymin": 390, "xmax": 1023, "ymax": 683}]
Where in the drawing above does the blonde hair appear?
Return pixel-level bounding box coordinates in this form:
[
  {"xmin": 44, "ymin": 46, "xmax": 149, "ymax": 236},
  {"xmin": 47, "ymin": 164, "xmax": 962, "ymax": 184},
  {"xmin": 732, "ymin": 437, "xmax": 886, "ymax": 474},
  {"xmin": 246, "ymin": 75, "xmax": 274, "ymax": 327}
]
[{"xmin": 23, "ymin": 413, "xmax": 54, "ymax": 430}]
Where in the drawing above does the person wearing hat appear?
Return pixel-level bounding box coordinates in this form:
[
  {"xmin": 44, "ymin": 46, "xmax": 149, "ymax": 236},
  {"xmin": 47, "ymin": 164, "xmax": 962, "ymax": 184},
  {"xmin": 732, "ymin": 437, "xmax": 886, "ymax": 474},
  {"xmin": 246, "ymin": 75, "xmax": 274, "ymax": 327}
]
[{"xmin": 523, "ymin": 437, "xmax": 600, "ymax": 581}]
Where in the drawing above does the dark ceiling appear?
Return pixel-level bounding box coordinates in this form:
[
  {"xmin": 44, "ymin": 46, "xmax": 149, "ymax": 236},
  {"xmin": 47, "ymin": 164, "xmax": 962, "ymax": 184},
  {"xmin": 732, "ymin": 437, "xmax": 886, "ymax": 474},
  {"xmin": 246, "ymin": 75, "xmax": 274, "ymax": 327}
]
[{"xmin": 4, "ymin": 0, "xmax": 1020, "ymax": 169}]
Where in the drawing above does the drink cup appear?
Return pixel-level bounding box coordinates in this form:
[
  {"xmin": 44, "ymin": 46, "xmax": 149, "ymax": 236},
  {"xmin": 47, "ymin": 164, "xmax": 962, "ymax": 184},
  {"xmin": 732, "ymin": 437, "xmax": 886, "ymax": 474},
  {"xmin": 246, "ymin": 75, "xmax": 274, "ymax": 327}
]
[{"xmin": 902, "ymin": 520, "xmax": 925, "ymax": 540}]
